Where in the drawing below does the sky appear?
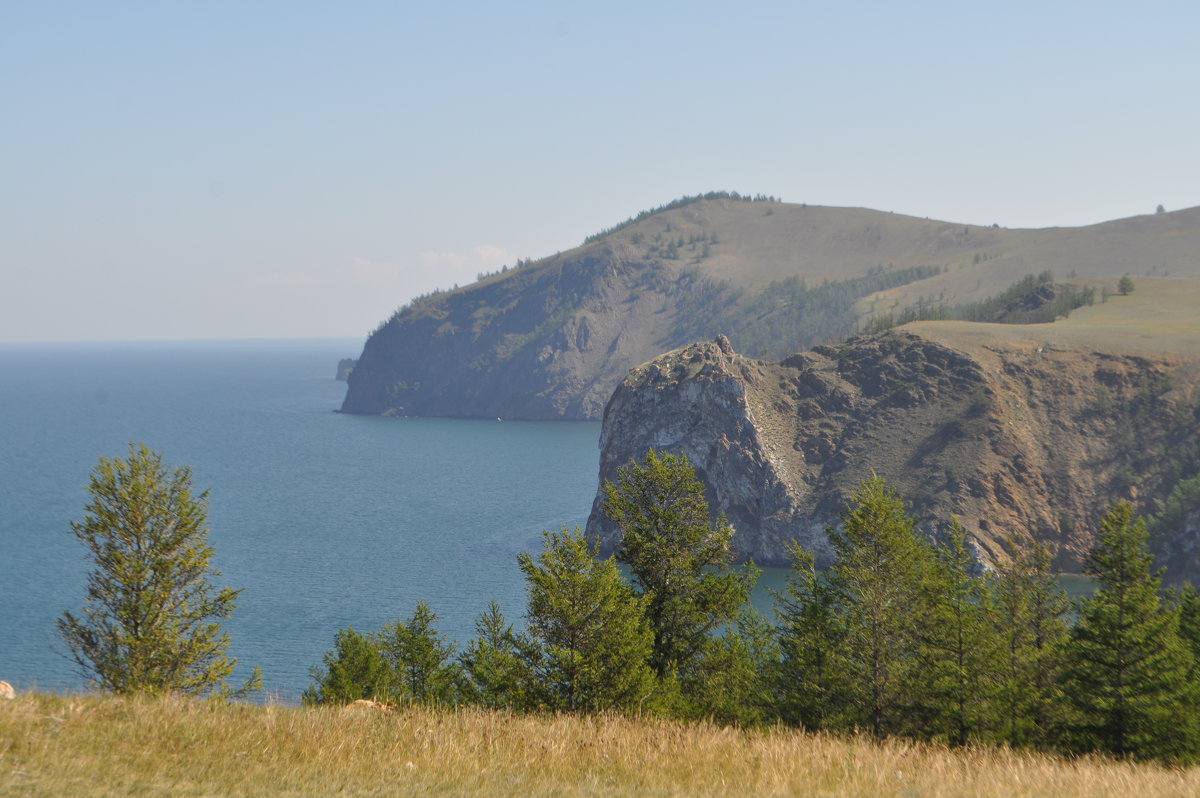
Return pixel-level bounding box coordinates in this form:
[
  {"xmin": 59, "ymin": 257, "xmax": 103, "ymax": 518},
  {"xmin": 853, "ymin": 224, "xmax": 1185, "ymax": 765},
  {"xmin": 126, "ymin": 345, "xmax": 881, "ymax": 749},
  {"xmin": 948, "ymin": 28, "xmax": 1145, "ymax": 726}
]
[{"xmin": 2, "ymin": 1, "xmax": 1198, "ymax": 343}]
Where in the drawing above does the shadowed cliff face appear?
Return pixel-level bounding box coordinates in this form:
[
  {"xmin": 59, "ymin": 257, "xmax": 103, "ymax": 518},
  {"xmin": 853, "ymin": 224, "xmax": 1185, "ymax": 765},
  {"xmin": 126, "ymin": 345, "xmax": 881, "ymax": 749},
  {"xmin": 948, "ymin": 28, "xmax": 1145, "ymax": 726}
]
[
  {"xmin": 341, "ymin": 244, "xmax": 705, "ymax": 420},
  {"xmin": 586, "ymin": 331, "xmax": 1197, "ymax": 571}
]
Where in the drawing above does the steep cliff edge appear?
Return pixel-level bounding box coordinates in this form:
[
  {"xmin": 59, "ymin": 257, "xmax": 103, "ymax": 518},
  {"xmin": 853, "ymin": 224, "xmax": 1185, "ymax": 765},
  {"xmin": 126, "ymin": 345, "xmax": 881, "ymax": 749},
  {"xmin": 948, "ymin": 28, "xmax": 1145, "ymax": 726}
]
[
  {"xmin": 341, "ymin": 241, "xmax": 695, "ymax": 419},
  {"xmin": 586, "ymin": 281, "xmax": 1200, "ymax": 571}
]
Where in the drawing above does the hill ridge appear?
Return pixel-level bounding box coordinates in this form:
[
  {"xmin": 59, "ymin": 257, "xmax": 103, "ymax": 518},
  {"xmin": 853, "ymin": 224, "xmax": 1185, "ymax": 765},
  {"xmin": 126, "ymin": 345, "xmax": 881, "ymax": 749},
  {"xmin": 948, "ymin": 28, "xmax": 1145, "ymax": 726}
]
[{"xmin": 342, "ymin": 198, "xmax": 1200, "ymax": 420}]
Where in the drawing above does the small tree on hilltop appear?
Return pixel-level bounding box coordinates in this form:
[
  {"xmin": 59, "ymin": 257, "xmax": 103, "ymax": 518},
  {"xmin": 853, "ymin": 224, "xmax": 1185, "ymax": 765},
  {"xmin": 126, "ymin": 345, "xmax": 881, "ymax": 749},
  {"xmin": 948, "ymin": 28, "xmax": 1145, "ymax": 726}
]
[
  {"xmin": 457, "ymin": 600, "xmax": 535, "ymax": 710},
  {"xmin": 57, "ymin": 443, "xmax": 259, "ymax": 696},
  {"xmin": 775, "ymin": 543, "xmax": 849, "ymax": 731},
  {"xmin": 302, "ymin": 627, "xmax": 391, "ymax": 704},
  {"xmin": 1118, "ymin": 274, "xmax": 1135, "ymax": 296}
]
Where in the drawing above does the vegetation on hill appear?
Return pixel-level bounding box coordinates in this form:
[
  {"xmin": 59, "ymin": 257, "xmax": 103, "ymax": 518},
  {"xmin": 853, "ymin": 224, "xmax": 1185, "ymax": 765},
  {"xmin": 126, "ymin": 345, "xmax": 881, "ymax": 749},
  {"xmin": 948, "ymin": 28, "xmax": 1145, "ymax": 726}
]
[
  {"xmin": 28, "ymin": 446, "xmax": 1200, "ymax": 791},
  {"xmin": 678, "ymin": 264, "xmax": 944, "ymax": 358},
  {"xmin": 864, "ymin": 271, "xmax": 1097, "ymax": 333},
  {"xmin": 581, "ymin": 191, "xmax": 781, "ymax": 245},
  {"xmin": 300, "ymin": 452, "xmax": 1200, "ymax": 764}
]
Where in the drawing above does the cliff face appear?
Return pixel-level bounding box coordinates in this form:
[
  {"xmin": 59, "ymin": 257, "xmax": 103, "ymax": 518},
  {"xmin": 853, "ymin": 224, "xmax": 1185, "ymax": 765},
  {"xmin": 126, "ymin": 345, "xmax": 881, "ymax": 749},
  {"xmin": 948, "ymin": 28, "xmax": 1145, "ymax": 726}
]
[
  {"xmin": 585, "ymin": 329, "xmax": 1198, "ymax": 571},
  {"xmin": 341, "ymin": 243, "xmax": 699, "ymax": 420}
]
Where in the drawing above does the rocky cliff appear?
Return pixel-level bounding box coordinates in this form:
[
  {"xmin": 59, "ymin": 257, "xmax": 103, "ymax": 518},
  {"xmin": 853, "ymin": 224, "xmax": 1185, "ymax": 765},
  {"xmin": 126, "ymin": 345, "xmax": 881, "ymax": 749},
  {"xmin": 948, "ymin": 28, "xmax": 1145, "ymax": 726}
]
[
  {"xmin": 341, "ymin": 241, "xmax": 703, "ymax": 419},
  {"xmin": 585, "ymin": 289, "xmax": 1200, "ymax": 572},
  {"xmin": 341, "ymin": 197, "xmax": 1200, "ymax": 420}
]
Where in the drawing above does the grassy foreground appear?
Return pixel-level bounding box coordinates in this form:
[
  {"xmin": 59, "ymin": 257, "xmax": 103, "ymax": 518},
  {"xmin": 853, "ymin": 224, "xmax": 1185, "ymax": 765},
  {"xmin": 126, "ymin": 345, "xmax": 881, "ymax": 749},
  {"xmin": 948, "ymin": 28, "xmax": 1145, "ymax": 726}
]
[{"xmin": 2, "ymin": 693, "xmax": 1199, "ymax": 797}]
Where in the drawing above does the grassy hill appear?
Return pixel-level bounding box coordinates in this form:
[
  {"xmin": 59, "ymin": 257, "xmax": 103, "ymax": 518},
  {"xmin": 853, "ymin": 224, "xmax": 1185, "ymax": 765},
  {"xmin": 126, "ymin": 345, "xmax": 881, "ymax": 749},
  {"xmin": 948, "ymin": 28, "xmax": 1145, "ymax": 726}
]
[
  {"xmin": 4, "ymin": 692, "xmax": 1199, "ymax": 797},
  {"xmin": 342, "ymin": 195, "xmax": 1200, "ymax": 420}
]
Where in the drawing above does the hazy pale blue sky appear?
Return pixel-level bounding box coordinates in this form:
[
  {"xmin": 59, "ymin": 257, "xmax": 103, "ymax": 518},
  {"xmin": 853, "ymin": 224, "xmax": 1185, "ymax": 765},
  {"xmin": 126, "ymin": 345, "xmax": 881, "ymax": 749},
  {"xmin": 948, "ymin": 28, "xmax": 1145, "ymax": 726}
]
[{"xmin": 3, "ymin": 1, "xmax": 1197, "ymax": 342}]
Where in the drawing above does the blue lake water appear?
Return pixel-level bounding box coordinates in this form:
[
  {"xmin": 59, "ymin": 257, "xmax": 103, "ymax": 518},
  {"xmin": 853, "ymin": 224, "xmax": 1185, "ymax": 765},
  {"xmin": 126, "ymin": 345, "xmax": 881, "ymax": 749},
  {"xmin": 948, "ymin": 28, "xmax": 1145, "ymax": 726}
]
[
  {"xmin": 0, "ymin": 339, "xmax": 1092, "ymax": 701},
  {"xmin": 0, "ymin": 339, "xmax": 619, "ymax": 700}
]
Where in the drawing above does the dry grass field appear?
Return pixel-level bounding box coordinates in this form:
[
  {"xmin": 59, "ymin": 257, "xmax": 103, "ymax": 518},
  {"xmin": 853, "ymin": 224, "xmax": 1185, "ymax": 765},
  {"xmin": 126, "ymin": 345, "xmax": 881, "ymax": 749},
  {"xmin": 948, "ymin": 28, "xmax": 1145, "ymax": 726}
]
[
  {"xmin": 907, "ymin": 276, "xmax": 1200, "ymax": 365},
  {"xmin": 635, "ymin": 199, "xmax": 1200, "ymax": 300},
  {"xmin": 3, "ymin": 692, "xmax": 1200, "ymax": 797}
]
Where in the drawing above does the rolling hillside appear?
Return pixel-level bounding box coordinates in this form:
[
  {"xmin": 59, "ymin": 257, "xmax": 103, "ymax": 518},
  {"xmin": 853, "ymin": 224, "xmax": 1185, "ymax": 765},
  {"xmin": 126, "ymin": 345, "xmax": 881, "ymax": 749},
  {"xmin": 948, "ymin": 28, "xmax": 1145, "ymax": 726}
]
[{"xmin": 342, "ymin": 195, "xmax": 1200, "ymax": 420}]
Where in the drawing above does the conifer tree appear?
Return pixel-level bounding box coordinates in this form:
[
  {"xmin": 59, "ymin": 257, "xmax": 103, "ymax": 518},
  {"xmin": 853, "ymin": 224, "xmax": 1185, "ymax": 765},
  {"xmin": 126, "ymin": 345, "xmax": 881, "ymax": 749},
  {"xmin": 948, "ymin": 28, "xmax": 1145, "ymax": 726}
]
[
  {"xmin": 457, "ymin": 601, "xmax": 535, "ymax": 710},
  {"xmin": 1060, "ymin": 500, "xmax": 1200, "ymax": 761},
  {"xmin": 305, "ymin": 603, "xmax": 459, "ymax": 706},
  {"xmin": 377, "ymin": 602, "xmax": 459, "ymax": 705},
  {"xmin": 57, "ymin": 443, "xmax": 259, "ymax": 697},
  {"xmin": 989, "ymin": 541, "xmax": 1069, "ymax": 747},
  {"xmin": 1176, "ymin": 584, "xmax": 1200, "ymax": 674},
  {"xmin": 916, "ymin": 517, "xmax": 1001, "ymax": 744},
  {"xmin": 602, "ymin": 449, "xmax": 757, "ymax": 681},
  {"xmin": 826, "ymin": 475, "xmax": 930, "ymax": 737},
  {"xmin": 517, "ymin": 526, "xmax": 655, "ymax": 712},
  {"xmin": 679, "ymin": 607, "xmax": 779, "ymax": 726},
  {"xmin": 775, "ymin": 543, "xmax": 848, "ymax": 730},
  {"xmin": 302, "ymin": 627, "xmax": 391, "ymax": 704}
]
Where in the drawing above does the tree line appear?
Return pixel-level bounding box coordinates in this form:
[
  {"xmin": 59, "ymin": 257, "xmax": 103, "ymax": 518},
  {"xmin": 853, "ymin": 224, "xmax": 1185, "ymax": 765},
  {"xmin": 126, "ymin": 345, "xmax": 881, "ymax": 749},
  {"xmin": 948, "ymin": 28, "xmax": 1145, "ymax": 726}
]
[
  {"xmin": 302, "ymin": 452, "xmax": 1200, "ymax": 763},
  {"xmin": 864, "ymin": 271, "xmax": 1098, "ymax": 334},
  {"xmin": 57, "ymin": 444, "xmax": 1200, "ymax": 765},
  {"xmin": 582, "ymin": 191, "xmax": 781, "ymax": 246},
  {"xmin": 673, "ymin": 265, "xmax": 943, "ymax": 359}
]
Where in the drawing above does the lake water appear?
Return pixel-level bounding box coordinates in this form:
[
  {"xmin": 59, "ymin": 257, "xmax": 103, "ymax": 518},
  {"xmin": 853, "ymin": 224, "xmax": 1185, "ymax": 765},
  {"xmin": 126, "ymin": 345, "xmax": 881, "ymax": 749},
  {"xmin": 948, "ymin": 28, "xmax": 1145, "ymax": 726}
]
[
  {"xmin": 0, "ymin": 339, "xmax": 620, "ymax": 700},
  {"xmin": 0, "ymin": 340, "xmax": 1092, "ymax": 701}
]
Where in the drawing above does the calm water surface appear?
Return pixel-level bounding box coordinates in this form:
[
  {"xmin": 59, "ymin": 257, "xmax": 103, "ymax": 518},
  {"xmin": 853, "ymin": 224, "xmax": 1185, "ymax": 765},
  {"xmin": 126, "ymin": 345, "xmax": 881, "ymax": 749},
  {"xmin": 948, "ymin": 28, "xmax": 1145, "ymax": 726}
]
[{"xmin": 0, "ymin": 340, "xmax": 605, "ymax": 699}]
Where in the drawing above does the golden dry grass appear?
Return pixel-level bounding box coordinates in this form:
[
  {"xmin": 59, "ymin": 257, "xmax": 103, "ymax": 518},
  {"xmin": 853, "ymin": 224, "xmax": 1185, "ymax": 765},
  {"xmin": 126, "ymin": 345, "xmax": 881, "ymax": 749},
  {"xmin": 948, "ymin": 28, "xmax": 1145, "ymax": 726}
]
[
  {"xmin": 3, "ymin": 692, "xmax": 1199, "ymax": 797},
  {"xmin": 906, "ymin": 277, "xmax": 1200, "ymax": 369}
]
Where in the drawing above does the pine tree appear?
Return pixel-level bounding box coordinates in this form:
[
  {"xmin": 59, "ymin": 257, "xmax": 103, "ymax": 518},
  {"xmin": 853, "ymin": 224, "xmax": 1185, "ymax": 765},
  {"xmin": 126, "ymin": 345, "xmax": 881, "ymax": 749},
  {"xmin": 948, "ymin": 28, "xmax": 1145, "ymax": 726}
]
[
  {"xmin": 826, "ymin": 475, "xmax": 930, "ymax": 737},
  {"xmin": 916, "ymin": 517, "xmax": 1001, "ymax": 744},
  {"xmin": 602, "ymin": 449, "xmax": 757, "ymax": 681},
  {"xmin": 679, "ymin": 607, "xmax": 779, "ymax": 726},
  {"xmin": 1176, "ymin": 584, "xmax": 1200, "ymax": 673},
  {"xmin": 775, "ymin": 543, "xmax": 848, "ymax": 730},
  {"xmin": 302, "ymin": 627, "xmax": 392, "ymax": 704},
  {"xmin": 377, "ymin": 602, "xmax": 459, "ymax": 705},
  {"xmin": 1060, "ymin": 500, "xmax": 1200, "ymax": 761},
  {"xmin": 304, "ymin": 604, "xmax": 459, "ymax": 706},
  {"xmin": 457, "ymin": 601, "xmax": 535, "ymax": 710},
  {"xmin": 989, "ymin": 541, "xmax": 1069, "ymax": 747},
  {"xmin": 57, "ymin": 443, "xmax": 259, "ymax": 697},
  {"xmin": 517, "ymin": 526, "xmax": 655, "ymax": 712}
]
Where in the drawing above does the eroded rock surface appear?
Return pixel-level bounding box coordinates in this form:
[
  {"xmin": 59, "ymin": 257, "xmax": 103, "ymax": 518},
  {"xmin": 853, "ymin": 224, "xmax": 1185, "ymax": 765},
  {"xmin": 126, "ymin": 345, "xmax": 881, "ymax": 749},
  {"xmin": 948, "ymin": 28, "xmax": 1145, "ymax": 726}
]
[{"xmin": 586, "ymin": 331, "xmax": 1198, "ymax": 571}]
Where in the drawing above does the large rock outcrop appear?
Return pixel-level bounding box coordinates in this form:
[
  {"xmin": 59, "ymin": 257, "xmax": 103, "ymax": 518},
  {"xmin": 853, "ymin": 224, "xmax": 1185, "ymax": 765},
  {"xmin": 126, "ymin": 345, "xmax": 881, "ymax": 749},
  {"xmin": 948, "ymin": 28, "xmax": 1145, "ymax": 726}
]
[{"xmin": 585, "ymin": 326, "xmax": 1200, "ymax": 572}]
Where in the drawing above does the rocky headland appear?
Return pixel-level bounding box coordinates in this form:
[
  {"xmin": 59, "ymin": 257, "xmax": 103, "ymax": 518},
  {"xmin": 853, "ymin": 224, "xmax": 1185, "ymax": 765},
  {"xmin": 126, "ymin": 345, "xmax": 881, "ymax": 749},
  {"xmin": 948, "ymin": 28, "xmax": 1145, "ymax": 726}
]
[{"xmin": 585, "ymin": 282, "xmax": 1200, "ymax": 572}]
